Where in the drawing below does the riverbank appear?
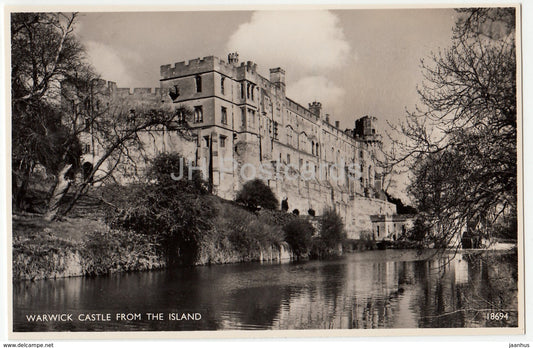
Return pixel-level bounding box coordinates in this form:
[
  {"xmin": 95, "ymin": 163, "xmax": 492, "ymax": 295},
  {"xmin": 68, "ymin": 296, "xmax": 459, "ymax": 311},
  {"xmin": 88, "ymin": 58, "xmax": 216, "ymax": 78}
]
[
  {"xmin": 12, "ymin": 213, "xmax": 166, "ymax": 281},
  {"xmin": 12, "ymin": 202, "xmax": 296, "ymax": 281}
]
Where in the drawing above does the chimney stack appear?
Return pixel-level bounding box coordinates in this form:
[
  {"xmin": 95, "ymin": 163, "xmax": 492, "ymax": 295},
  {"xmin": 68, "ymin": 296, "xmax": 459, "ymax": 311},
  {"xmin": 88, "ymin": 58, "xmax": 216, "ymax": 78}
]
[
  {"xmin": 335, "ymin": 120, "xmax": 340, "ymax": 128},
  {"xmin": 228, "ymin": 52, "xmax": 239, "ymax": 66},
  {"xmin": 270, "ymin": 67, "xmax": 286, "ymax": 94},
  {"xmin": 325, "ymin": 114, "xmax": 330, "ymax": 124}
]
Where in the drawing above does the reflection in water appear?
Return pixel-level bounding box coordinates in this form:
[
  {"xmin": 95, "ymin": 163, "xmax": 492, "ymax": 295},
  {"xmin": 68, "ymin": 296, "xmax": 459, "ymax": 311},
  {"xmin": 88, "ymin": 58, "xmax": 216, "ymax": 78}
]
[{"xmin": 13, "ymin": 249, "xmax": 518, "ymax": 331}]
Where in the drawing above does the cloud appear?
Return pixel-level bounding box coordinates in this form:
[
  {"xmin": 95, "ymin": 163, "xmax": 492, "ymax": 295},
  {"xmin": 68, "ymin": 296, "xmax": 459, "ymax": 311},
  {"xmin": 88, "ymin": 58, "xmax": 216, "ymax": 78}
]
[
  {"xmin": 84, "ymin": 41, "xmax": 137, "ymax": 87},
  {"xmin": 287, "ymin": 76, "xmax": 345, "ymax": 114},
  {"xmin": 226, "ymin": 10, "xmax": 352, "ymax": 116},
  {"xmin": 227, "ymin": 11, "xmax": 351, "ymax": 76}
]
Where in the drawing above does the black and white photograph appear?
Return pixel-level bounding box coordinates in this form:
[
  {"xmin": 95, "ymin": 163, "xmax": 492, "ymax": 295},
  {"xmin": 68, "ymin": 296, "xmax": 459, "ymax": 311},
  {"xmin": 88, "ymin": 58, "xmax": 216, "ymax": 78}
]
[{"xmin": 5, "ymin": 3, "xmax": 523, "ymax": 339}]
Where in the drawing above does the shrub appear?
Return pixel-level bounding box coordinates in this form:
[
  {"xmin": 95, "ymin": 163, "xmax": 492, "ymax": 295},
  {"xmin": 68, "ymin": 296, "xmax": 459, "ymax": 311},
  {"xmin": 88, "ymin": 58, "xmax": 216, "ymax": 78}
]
[
  {"xmin": 281, "ymin": 198, "xmax": 289, "ymax": 212},
  {"xmin": 104, "ymin": 153, "xmax": 216, "ymax": 265},
  {"xmin": 308, "ymin": 208, "xmax": 315, "ymax": 216},
  {"xmin": 283, "ymin": 218, "xmax": 314, "ymax": 259},
  {"xmin": 213, "ymin": 201, "xmax": 284, "ymax": 257},
  {"xmin": 312, "ymin": 208, "xmax": 346, "ymax": 257},
  {"xmin": 292, "ymin": 209, "xmax": 299, "ymax": 215},
  {"xmin": 406, "ymin": 215, "xmax": 430, "ymax": 242},
  {"xmin": 236, "ymin": 179, "xmax": 278, "ymax": 211}
]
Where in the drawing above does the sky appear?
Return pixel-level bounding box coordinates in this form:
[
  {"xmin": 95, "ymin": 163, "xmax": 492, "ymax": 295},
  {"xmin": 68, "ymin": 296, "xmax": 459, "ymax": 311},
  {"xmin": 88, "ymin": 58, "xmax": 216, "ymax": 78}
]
[
  {"xmin": 76, "ymin": 9, "xmax": 456, "ymax": 131},
  {"xmin": 75, "ymin": 9, "xmax": 457, "ymax": 200}
]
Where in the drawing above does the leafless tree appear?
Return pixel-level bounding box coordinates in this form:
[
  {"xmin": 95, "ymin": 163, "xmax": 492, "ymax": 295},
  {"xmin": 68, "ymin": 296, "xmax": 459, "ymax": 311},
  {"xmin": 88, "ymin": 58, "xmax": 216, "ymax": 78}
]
[{"xmin": 386, "ymin": 8, "xmax": 517, "ymax": 246}]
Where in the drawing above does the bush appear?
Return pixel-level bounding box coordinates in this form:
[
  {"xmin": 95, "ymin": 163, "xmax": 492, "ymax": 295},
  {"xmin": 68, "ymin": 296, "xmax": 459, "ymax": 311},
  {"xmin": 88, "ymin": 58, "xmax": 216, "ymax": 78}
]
[
  {"xmin": 212, "ymin": 201, "xmax": 284, "ymax": 257},
  {"xmin": 407, "ymin": 216, "xmax": 430, "ymax": 242},
  {"xmin": 281, "ymin": 198, "xmax": 289, "ymax": 212},
  {"xmin": 236, "ymin": 179, "xmax": 278, "ymax": 211},
  {"xmin": 283, "ymin": 218, "xmax": 314, "ymax": 259},
  {"xmin": 312, "ymin": 208, "xmax": 345, "ymax": 257},
  {"xmin": 104, "ymin": 153, "xmax": 216, "ymax": 265}
]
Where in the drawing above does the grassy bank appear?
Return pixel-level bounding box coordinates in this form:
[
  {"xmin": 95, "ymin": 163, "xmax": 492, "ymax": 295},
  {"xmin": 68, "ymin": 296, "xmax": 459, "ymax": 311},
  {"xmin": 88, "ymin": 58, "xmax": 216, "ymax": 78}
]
[
  {"xmin": 12, "ymin": 197, "xmax": 298, "ymax": 280},
  {"xmin": 12, "ymin": 213, "xmax": 165, "ymax": 281}
]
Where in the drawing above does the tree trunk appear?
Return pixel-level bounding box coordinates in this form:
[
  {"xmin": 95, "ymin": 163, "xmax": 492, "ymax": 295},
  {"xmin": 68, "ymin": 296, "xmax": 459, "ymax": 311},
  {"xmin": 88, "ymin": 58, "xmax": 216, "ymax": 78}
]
[
  {"xmin": 43, "ymin": 164, "xmax": 72, "ymax": 221},
  {"xmin": 14, "ymin": 167, "xmax": 31, "ymax": 211}
]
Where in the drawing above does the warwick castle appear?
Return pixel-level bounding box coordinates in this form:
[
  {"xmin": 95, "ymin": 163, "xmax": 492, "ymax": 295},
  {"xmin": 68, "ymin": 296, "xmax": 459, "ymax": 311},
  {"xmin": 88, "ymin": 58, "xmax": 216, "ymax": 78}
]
[{"xmin": 78, "ymin": 53, "xmax": 399, "ymax": 239}]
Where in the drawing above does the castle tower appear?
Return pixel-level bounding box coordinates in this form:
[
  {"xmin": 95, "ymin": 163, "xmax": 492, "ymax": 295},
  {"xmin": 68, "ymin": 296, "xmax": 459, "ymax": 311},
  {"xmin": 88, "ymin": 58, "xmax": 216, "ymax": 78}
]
[
  {"xmin": 309, "ymin": 101, "xmax": 322, "ymax": 117},
  {"xmin": 269, "ymin": 67, "xmax": 286, "ymax": 94}
]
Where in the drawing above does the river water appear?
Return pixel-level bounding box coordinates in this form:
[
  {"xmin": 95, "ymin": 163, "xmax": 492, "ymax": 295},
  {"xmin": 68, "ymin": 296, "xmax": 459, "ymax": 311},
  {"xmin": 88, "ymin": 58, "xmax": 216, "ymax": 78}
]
[{"xmin": 13, "ymin": 249, "xmax": 518, "ymax": 331}]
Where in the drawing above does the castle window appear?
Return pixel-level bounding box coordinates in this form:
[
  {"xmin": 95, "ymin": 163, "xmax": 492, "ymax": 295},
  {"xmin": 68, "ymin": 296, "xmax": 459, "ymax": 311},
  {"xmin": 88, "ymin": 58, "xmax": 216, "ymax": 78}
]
[
  {"xmin": 251, "ymin": 85, "xmax": 254, "ymax": 100},
  {"xmin": 273, "ymin": 121, "xmax": 279, "ymax": 139},
  {"xmin": 249, "ymin": 109, "xmax": 255, "ymax": 126},
  {"xmin": 195, "ymin": 75, "xmax": 202, "ymax": 93},
  {"xmin": 241, "ymin": 83, "xmax": 244, "ymax": 99},
  {"xmin": 287, "ymin": 154, "xmax": 290, "ymax": 164},
  {"xmin": 194, "ymin": 106, "xmax": 203, "ymax": 123},
  {"xmin": 316, "ymin": 143, "xmax": 319, "ymax": 156},
  {"xmin": 220, "ymin": 135, "xmax": 226, "ymax": 148},
  {"xmin": 247, "ymin": 84, "xmax": 250, "ymax": 99},
  {"xmin": 241, "ymin": 108, "xmax": 246, "ymax": 127},
  {"xmin": 221, "ymin": 107, "xmax": 227, "ymax": 125},
  {"xmin": 311, "ymin": 141, "xmax": 315, "ymax": 155},
  {"xmin": 221, "ymin": 77, "xmax": 225, "ymax": 95}
]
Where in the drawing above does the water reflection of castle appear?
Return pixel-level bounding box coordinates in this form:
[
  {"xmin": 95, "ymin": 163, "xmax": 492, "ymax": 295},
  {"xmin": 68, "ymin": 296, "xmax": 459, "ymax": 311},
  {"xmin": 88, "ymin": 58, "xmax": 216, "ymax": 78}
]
[{"xmin": 268, "ymin": 252, "xmax": 516, "ymax": 329}]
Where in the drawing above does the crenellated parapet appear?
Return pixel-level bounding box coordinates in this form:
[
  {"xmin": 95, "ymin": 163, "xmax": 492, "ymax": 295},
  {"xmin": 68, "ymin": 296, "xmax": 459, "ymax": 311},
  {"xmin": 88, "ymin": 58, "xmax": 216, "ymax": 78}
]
[{"xmin": 161, "ymin": 56, "xmax": 245, "ymax": 80}]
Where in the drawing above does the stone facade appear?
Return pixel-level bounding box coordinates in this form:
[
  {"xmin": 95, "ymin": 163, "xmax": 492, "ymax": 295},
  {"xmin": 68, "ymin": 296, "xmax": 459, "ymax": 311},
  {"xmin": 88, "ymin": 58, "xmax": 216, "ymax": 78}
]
[
  {"xmin": 72, "ymin": 53, "xmax": 397, "ymax": 239},
  {"xmin": 158, "ymin": 53, "xmax": 396, "ymax": 239},
  {"xmin": 370, "ymin": 214, "xmax": 415, "ymax": 241}
]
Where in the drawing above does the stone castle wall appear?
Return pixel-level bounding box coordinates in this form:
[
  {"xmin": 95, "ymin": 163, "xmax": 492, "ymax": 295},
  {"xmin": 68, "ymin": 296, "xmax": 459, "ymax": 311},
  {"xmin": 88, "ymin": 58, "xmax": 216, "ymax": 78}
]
[{"xmin": 77, "ymin": 54, "xmax": 398, "ymax": 239}]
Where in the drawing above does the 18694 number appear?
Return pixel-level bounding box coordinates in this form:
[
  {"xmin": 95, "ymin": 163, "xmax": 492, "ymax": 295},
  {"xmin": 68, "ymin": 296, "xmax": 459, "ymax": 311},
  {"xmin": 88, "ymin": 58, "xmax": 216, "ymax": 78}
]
[{"xmin": 487, "ymin": 312, "xmax": 509, "ymax": 320}]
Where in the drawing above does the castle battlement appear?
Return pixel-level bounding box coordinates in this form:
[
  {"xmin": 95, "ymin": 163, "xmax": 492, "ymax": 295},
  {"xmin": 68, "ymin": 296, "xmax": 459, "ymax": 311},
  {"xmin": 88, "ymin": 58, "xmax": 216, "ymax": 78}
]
[
  {"xmin": 112, "ymin": 86, "xmax": 161, "ymax": 97},
  {"xmin": 161, "ymin": 56, "xmax": 238, "ymax": 79},
  {"xmin": 161, "ymin": 55, "xmax": 261, "ymax": 80}
]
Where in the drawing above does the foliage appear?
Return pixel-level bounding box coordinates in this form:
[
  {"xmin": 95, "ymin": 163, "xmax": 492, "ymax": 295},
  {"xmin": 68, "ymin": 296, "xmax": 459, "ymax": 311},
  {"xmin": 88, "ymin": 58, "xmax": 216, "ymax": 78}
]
[
  {"xmin": 388, "ymin": 8, "xmax": 517, "ymax": 247},
  {"xmin": 215, "ymin": 203, "xmax": 284, "ymax": 256},
  {"xmin": 236, "ymin": 179, "xmax": 278, "ymax": 211},
  {"xmin": 320, "ymin": 208, "xmax": 346, "ymax": 248},
  {"xmin": 405, "ymin": 215, "xmax": 431, "ymax": 243},
  {"xmin": 11, "ymin": 13, "xmax": 85, "ymax": 210},
  {"xmin": 385, "ymin": 192, "xmax": 417, "ymax": 214},
  {"xmin": 12, "ymin": 214, "xmax": 164, "ymax": 280},
  {"xmin": 11, "ymin": 13, "xmax": 195, "ymax": 221},
  {"xmin": 312, "ymin": 208, "xmax": 346, "ymax": 257},
  {"xmin": 283, "ymin": 218, "xmax": 315, "ymax": 258},
  {"xmin": 105, "ymin": 153, "xmax": 216, "ymax": 265},
  {"xmin": 281, "ymin": 198, "xmax": 289, "ymax": 212}
]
